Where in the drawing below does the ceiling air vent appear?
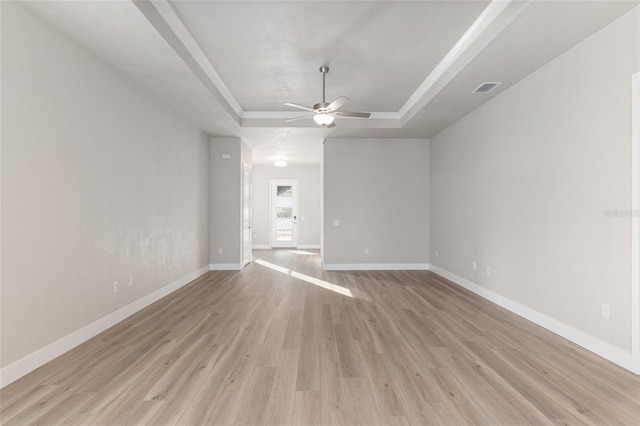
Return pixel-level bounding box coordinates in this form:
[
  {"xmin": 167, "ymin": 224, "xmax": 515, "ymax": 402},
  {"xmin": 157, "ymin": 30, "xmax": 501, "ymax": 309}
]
[{"xmin": 472, "ymin": 82, "xmax": 502, "ymax": 94}]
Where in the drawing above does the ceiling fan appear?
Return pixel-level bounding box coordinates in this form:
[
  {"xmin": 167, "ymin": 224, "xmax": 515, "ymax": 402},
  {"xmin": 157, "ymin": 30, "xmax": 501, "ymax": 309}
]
[{"xmin": 284, "ymin": 66, "xmax": 371, "ymax": 128}]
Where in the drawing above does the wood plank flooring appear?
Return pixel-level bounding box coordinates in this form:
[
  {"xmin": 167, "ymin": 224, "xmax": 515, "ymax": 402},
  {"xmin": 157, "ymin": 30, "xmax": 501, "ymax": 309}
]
[{"xmin": 2, "ymin": 249, "xmax": 639, "ymax": 425}]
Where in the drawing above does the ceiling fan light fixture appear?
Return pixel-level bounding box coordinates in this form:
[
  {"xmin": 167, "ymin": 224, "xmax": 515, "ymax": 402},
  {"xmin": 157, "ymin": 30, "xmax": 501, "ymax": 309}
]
[{"xmin": 313, "ymin": 113, "xmax": 334, "ymax": 126}]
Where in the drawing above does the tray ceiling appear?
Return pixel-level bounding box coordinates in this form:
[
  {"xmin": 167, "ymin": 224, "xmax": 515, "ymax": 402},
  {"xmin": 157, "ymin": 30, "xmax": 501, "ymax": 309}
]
[{"xmin": 19, "ymin": 0, "xmax": 638, "ymax": 163}]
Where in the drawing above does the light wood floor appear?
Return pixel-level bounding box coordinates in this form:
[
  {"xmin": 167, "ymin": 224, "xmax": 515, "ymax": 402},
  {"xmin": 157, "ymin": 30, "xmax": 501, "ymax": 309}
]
[{"xmin": 2, "ymin": 249, "xmax": 639, "ymax": 425}]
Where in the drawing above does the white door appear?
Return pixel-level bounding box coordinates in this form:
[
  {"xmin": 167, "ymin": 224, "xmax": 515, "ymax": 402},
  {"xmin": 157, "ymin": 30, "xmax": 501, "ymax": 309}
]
[
  {"xmin": 271, "ymin": 179, "xmax": 298, "ymax": 248},
  {"xmin": 242, "ymin": 163, "xmax": 252, "ymax": 266}
]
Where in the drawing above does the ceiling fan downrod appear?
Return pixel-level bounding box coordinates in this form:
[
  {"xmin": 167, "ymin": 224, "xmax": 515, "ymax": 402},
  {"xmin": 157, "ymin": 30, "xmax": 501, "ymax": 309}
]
[{"xmin": 320, "ymin": 66, "xmax": 329, "ymax": 106}]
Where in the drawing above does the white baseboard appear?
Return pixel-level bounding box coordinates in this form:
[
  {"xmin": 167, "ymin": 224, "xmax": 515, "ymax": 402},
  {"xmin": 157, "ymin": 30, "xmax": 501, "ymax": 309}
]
[
  {"xmin": 323, "ymin": 263, "xmax": 429, "ymax": 271},
  {"xmin": 297, "ymin": 244, "xmax": 321, "ymax": 249},
  {"xmin": 429, "ymin": 265, "xmax": 636, "ymax": 373},
  {"xmin": 210, "ymin": 263, "xmax": 242, "ymax": 271},
  {"xmin": 252, "ymin": 244, "xmax": 321, "ymax": 250},
  {"xmin": 0, "ymin": 265, "xmax": 211, "ymax": 388}
]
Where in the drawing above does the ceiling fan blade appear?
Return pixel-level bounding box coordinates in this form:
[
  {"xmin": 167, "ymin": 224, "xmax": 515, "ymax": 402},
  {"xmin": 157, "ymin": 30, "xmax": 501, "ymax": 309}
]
[
  {"xmin": 334, "ymin": 111, "xmax": 371, "ymax": 118},
  {"xmin": 284, "ymin": 102, "xmax": 313, "ymax": 112},
  {"xmin": 285, "ymin": 115, "xmax": 313, "ymax": 122},
  {"xmin": 327, "ymin": 96, "xmax": 350, "ymax": 112},
  {"xmin": 326, "ymin": 121, "xmax": 336, "ymax": 128}
]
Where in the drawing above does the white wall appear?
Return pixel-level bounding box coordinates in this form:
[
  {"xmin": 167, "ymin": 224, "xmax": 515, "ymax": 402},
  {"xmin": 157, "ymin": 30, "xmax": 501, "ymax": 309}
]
[
  {"xmin": 323, "ymin": 138, "xmax": 429, "ymax": 269},
  {"xmin": 430, "ymin": 7, "xmax": 639, "ymax": 369},
  {"xmin": 251, "ymin": 164, "xmax": 321, "ymax": 249},
  {"xmin": 210, "ymin": 137, "xmax": 251, "ymax": 269},
  {"xmin": 1, "ymin": 3, "xmax": 210, "ymax": 382}
]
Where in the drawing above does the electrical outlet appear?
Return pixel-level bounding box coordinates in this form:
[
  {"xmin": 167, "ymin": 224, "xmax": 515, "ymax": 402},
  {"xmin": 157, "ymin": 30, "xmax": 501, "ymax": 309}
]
[
  {"xmin": 128, "ymin": 275, "xmax": 134, "ymax": 287},
  {"xmin": 486, "ymin": 266, "xmax": 491, "ymax": 276},
  {"xmin": 113, "ymin": 281, "xmax": 119, "ymax": 293},
  {"xmin": 364, "ymin": 248, "xmax": 369, "ymax": 255},
  {"xmin": 218, "ymin": 248, "xmax": 223, "ymax": 254},
  {"xmin": 602, "ymin": 303, "xmax": 611, "ymax": 319},
  {"xmin": 472, "ymin": 262, "xmax": 477, "ymax": 271}
]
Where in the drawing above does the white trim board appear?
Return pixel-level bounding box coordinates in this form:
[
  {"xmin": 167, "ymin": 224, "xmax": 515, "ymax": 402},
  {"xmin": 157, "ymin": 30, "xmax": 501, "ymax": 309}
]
[
  {"xmin": 323, "ymin": 263, "xmax": 429, "ymax": 271},
  {"xmin": 252, "ymin": 244, "xmax": 321, "ymax": 250},
  {"xmin": 631, "ymin": 72, "xmax": 640, "ymax": 374},
  {"xmin": 429, "ymin": 265, "xmax": 636, "ymax": 373},
  {"xmin": 210, "ymin": 263, "xmax": 243, "ymax": 271},
  {"xmin": 0, "ymin": 265, "xmax": 211, "ymax": 388}
]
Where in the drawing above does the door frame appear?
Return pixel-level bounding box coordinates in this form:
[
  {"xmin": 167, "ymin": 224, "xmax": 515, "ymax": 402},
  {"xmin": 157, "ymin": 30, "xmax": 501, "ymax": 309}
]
[
  {"xmin": 631, "ymin": 72, "xmax": 639, "ymax": 374},
  {"xmin": 270, "ymin": 179, "xmax": 299, "ymax": 248},
  {"xmin": 242, "ymin": 163, "xmax": 252, "ymax": 267}
]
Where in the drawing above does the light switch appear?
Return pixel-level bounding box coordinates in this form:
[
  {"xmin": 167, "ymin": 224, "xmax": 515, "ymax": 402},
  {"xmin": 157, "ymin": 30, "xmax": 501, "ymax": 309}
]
[{"xmin": 333, "ymin": 219, "xmax": 340, "ymax": 226}]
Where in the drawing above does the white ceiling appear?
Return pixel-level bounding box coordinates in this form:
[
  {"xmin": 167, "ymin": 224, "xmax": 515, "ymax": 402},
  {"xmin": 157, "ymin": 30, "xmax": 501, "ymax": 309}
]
[{"xmin": 20, "ymin": 0, "xmax": 638, "ymax": 164}]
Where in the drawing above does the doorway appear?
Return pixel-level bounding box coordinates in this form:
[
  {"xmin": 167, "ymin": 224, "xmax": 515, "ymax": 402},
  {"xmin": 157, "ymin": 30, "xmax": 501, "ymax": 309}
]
[{"xmin": 270, "ymin": 179, "xmax": 298, "ymax": 248}]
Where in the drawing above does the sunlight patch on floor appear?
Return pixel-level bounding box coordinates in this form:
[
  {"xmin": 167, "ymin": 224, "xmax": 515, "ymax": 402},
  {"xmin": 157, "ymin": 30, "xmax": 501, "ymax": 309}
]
[
  {"xmin": 254, "ymin": 259, "xmax": 354, "ymax": 298},
  {"xmin": 287, "ymin": 250, "xmax": 318, "ymax": 256}
]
